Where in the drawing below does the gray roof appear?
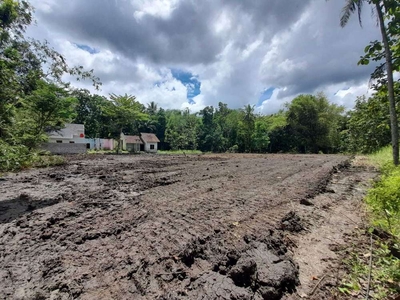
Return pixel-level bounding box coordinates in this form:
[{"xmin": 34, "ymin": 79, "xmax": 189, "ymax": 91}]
[{"xmin": 140, "ymin": 133, "xmax": 160, "ymax": 143}]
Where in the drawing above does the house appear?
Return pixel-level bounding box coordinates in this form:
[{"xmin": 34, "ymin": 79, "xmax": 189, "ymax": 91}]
[
  {"xmin": 43, "ymin": 123, "xmax": 87, "ymax": 154},
  {"xmin": 124, "ymin": 135, "xmax": 142, "ymax": 153},
  {"xmin": 140, "ymin": 133, "xmax": 160, "ymax": 153},
  {"xmin": 48, "ymin": 124, "xmax": 86, "ymax": 144}
]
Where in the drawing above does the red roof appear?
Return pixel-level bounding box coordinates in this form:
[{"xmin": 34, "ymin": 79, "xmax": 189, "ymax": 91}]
[{"xmin": 125, "ymin": 135, "xmax": 143, "ymax": 144}]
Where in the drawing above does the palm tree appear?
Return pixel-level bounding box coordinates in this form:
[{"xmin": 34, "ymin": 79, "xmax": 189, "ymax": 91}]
[
  {"xmin": 146, "ymin": 101, "xmax": 158, "ymax": 115},
  {"xmin": 340, "ymin": 0, "xmax": 399, "ymax": 165}
]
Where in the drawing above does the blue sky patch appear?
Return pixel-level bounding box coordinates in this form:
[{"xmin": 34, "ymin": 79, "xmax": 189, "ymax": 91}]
[
  {"xmin": 171, "ymin": 68, "xmax": 201, "ymax": 102},
  {"xmin": 257, "ymin": 87, "xmax": 275, "ymax": 106},
  {"xmin": 75, "ymin": 43, "xmax": 99, "ymax": 54}
]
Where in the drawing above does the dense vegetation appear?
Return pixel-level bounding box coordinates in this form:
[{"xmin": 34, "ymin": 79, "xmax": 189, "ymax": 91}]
[{"xmin": 0, "ymin": 0, "xmax": 399, "ymax": 173}]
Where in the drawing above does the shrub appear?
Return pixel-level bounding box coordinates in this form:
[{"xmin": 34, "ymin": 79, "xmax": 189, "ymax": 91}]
[
  {"xmin": 0, "ymin": 140, "xmax": 33, "ymax": 172},
  {"xmin": 366, "ymin": 167, "xmax": 400, "ymax": 236}
]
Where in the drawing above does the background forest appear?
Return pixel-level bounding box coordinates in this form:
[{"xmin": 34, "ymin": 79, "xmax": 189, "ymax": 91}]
[{"xmin": 0, "ymin": 0, "xmax": 399, "ymax": 171}]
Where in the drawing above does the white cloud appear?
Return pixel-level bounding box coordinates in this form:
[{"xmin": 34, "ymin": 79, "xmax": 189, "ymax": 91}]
[
  {"xmin": 133, "ymin": 0, "xmax": 180, "ymax": 20},
  {"xmin": 27, "ymin": 0, "xmax": 382, "ymax": 114}
]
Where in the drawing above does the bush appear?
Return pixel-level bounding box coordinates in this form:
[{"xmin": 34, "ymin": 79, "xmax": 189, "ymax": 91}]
[
  {"xmin": 228, "ymin": 145, "xmax": 239, "ymax": 153},
  {"xmin": 0, "ymin": 140, "xmax": 65, "ymax": 173},
  {"xmin": 366, "ymin": 167, "xmax": 400, "ymax": 236},
  {"xmin": 0, "ymin": 140, "xmax": 33, "ymax": 172}
]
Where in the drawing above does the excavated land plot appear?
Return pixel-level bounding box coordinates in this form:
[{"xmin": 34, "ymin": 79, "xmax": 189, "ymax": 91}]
[{"xmin": 0, "ymin": 154, "xmax": 376, "ymax": 299}]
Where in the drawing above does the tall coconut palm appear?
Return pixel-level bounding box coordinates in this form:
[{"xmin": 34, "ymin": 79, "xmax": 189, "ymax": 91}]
[
  {"xmin": 146, "ymin": 101, "xmax": 158, "ymax": 115},
  {"xmin": 340, "ymin": 0, "xmax": 399, "ymax": 165}
]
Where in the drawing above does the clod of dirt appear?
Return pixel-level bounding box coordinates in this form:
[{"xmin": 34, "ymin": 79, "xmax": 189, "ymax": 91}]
[
  {"xmin": 48, "ymin": 173, "xmax": 64, "ymax": 181},
  {"xmin": 186, "ymin": 272, "xmax": 252, "ymax": 299},
  {"xmin": 179, "ymin": 238, "xmax": 206, "ymax": 267},
  {"xmin": 300, "ymin": 198, "xmax": 314, "ymax": 206},
  {"xmin": 221, "ymin": 241, "xmax": 299, "ymax": 299},
  {"xmin": 19, "ymin": 193, "xmax": 31, "ymax": 201},
  {"xmin": 228, "ymin": 258, "xmax": 257, "ymax": 287},
  {"xmin": 280, "ymin": 211, "xmax": 304, "ymax": 232}
]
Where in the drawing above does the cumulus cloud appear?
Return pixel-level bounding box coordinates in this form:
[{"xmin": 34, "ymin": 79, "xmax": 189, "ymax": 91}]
[{"xmin": 28, "ymin": 0, "xmax": 381, "ymax": 113}]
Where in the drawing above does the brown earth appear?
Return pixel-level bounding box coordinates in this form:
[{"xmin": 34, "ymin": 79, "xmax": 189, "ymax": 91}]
[{"xmin": 0, "ymin": 154, "xmax": 376, "ymax": 300}]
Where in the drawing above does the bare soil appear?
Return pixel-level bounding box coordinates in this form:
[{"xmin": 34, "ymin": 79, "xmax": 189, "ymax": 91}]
[{"xmin": 0, "ymin": 154, "xmax": 376, "ymax": 300}]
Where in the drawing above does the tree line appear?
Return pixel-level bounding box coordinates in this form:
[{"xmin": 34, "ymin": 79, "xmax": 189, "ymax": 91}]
[{"xmin": 0, "ymin": 0, "xmax": 399, "ymax": 171}]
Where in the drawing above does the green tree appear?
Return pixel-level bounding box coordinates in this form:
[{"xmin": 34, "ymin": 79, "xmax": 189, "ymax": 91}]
[
  {"xmin": 165, "ymin": 108, "xmax": 199, "ymax": 150},
  {"xmin": 23, "ymin": 81, "xmax": 77, "ymax": 148},
  {"xmin": 0, "ymin": 0, "xmax": 101, "ymax": 170},
  {"xmin": 72, "ymin": 90, "xmax": 109, "ymax": 139},
  {"xmin": 239, "ymin": 104, "xmax": 255, "ymax": 152},
  {"xmin": 344, "ymin": 93, "xmax": 392, "ymax": 153},
  {"xmin": 286, "ymin": 94, "xmax": 344, "ymax": 153},
  {"xmin": 146, "ymin": 101, "xmax": 158, "ymax": 115},
  {"xmin": 198, "ymin": 106, "xmax": 225, "ymax": 152},
  {"xmin": 252, "ymin": 118, "xmax": 270, "ymax": 153},
  {"xmin": 104, "ymin": 94, "xmax": 148, "ymax": 152},
  {"xmin": 340, "ymin": 0, "xmax": 399, "ymax": 165}
]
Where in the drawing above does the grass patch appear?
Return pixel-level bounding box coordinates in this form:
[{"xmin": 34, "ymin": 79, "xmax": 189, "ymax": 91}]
[
  {"xmin": 32, "ymin": 154, "xmax": 65, "ymax": 168},
  {"xmin": 338, "ymin": 145, "xmax": 400, "ymax": 299},
  {"xmin": 366, "ymin": 146, "xmax": 400, "ymax": 236},
  {"xmin": 339, "ymin": 241, "xmax": 400, "ymax": 299},
  {"xmin": 368, "ymin": 145, "xmax": 394, "ymax": 170},
  {"xmin": 157, "ymin": 150, "xmax": 203, "ymax": 155}
]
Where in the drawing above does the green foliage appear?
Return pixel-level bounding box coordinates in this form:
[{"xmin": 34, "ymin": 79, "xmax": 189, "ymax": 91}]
[
  {"xmin": 165, "ymin": 108, "xmax": 199, "ymax": 150},
  {"xmin": 252, "ymin": 119, "xmax": 270, "ymax": 153},
  {"xmin": 286, "ymin": 93, "xmax": 345, "ymax": 153},
  {"xmin": 344, "ymin": 93, "xmax": 392, "ymax": 154},
  {"xmin": 72, "ymin": 90, "xmax": 109, "ymax": 139},
  {"xmin": 366, "ymin": 147, "xmax": 400, "ymax": 236},
  {"xmin": 101, "ymin": 93, "xmax": 148, "ymax": 152},
  {"xmin": 0, "ymin": 0, "xmax": 100, "ymax": 172},
  {"xmin": 367, "ymin": 169, "xmax": 400, "ymax": 235},
  {"xmin": 157, "ymin": 150, "xmax": 203, "ymax": 155},
  {"xmin": 339, "ymin": 0, "xmax": 400, "ymax": 165},
  {"xmin": 238, "ymin": 104, "xmax": 256, "ymax": 152},
  {"xmin": 339, "ymin": 241, "xmax": 400, "ymax": 299},
  {"xmin": 0, "ymin": 139, "xmax": 31, "ymax": 171}
]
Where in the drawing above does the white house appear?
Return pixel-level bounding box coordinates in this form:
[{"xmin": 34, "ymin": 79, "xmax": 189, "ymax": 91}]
[
  {"xmin": 122, "ymin": 134, "xmax": 142, "ymax": 153},
  {"xmin": 140, "ymin": 133, "xmax": 160, "ymax": 153},
  {"xmin": 44, "ymin": 123, "xmax": 88, "ymax": 154},
  {"xmin": 48, "ymin": 124, "xmax": 87, "ymax": 145}
]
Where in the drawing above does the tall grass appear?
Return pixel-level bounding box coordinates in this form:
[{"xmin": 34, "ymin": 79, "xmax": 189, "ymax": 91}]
[
  {"xmin": 367, "ymin": 146, "xmax": 400, "ymax": 236},
  {"xmin": 368, "ymin": 145, "xmax": 393, "ymax": 170},
  {"xmin": 338, "ymin": 147, "xmax": 400, "ymax": 299}
]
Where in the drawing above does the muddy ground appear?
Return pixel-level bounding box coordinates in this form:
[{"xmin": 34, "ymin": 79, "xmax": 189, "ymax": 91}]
[{"xmin": 0, "ymin": 154, "xmax": 376, "ymax": 300}]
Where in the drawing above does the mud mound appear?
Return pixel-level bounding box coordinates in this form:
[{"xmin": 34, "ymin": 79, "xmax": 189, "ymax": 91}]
[
  {"xmin": 0, "ymin": 153, "xmax": 352, "ymax": 299},
  {"xmin": 169, "ymin": 231, "xmax": 299, "ymax": 300},
  {"xmin": 279, "ymin": 211, "xmax": 304, "ymax": 232}
]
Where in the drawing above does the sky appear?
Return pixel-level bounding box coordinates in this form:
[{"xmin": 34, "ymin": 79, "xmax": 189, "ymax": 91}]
[{"xmin": 27, "ymin": 0, "xmax": 381, "ymax": 114}]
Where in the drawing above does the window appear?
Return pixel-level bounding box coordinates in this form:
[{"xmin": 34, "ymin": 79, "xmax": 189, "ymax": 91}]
[
  {"xmin": 56, "ymin": 140, "xmax": 62, "ymax": 143},
  {"xmin": 86, "ymin": 143, "xmax": 91, "ymax": 149},
  {"xmin": 150, "ymin": 144, "xmax": 155, "ymax": 150}
]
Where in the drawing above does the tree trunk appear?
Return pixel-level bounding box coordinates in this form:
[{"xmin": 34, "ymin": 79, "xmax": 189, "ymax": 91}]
[{"xmin": 376, "ymin": 2, "xmax": 399, "ymax": 165}]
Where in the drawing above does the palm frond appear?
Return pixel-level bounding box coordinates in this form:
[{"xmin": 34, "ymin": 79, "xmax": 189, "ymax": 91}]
[{"xmin": 340, "ymin": 0, "xmax": 364, "ymax": 27}]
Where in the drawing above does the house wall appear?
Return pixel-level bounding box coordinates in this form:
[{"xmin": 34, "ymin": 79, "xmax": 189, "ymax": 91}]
[
  {"xmin": 101, "ymin": 139, "xmax": 114, "ymax": 150},
  {"xmin": 48, "ymin": 136, "xmax": 87, "ymax": 144},
  {"xmin": 144, "ymin": 143, "xmax": 158, "ymax": 153},
  {"xmin": 42, "ymin": 143, "xmax": 87, "ymax": 154},
  {"xmin": 126, "ymin": 143, "xmax": 140, "ymax": 153}
]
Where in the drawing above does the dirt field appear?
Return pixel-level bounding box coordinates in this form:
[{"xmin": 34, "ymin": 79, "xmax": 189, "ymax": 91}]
[{"xmin": 0, "ymin": 154, "xmax": 376, "ymax": 300}]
